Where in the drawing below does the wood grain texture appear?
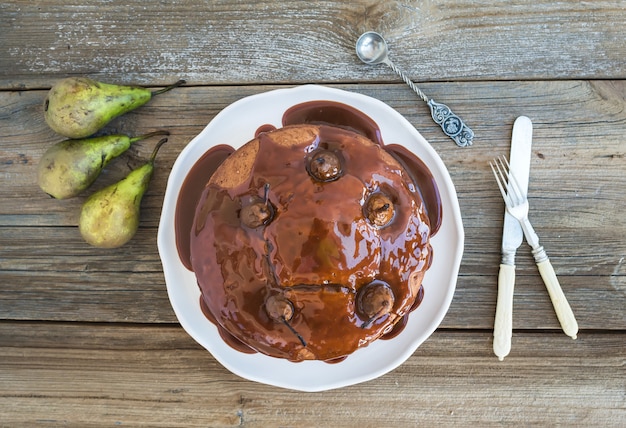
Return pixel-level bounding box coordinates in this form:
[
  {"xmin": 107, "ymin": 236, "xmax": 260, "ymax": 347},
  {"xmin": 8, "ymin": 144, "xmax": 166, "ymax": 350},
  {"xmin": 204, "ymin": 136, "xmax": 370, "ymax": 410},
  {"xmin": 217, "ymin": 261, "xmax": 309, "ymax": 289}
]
[
  {"xmin": 0, "ymin": 0, "xmax": 625, "ymax": 425},
  {"xmin": 2, "ymin": 81, "xmax": 625, "ymax": 226},
  {"xmin": 1, "ymin": 1, "xmax": 625, "ymax": 89},
  {"xmin": 0, "ymin": 323, "xmax": 624, "ymax": 427},
  {"xmin": 1, "ymin": 226, "xmax": 624, "ymax": 330},
  {"xmin": 1, "ymin": 82, "xmax": 624, "ymax": 329}
]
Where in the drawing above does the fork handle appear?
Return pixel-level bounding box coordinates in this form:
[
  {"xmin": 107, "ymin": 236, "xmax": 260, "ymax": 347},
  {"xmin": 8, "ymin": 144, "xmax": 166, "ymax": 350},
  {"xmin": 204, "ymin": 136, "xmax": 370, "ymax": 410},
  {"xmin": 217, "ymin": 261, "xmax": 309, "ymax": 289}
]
[
  {"xmin": 494, "ymin": 264, "xmax": 515, "ymax": 361},
  {"xmin": 535, "ymin": 257, "xmax": 579, "ymax": 339}
]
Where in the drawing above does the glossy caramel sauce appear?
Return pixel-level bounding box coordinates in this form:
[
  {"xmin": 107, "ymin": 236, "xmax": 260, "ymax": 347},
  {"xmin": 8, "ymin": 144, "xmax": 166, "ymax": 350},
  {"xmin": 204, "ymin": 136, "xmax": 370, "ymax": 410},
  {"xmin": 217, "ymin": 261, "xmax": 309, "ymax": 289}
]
[
  {"xmin": 283, "ymin": 101, "xmax": 441, "ymax": 234},
  {"xmin": 174, "ymin": 100, "xmax": 442, "ymax": 362},
  {"xmin": 175, "ymin": 145, "xmax": 233, "ymax": 270},
  {"xmin": 282, "ymin": 100, "xmax": 383, "ymax": 145}
]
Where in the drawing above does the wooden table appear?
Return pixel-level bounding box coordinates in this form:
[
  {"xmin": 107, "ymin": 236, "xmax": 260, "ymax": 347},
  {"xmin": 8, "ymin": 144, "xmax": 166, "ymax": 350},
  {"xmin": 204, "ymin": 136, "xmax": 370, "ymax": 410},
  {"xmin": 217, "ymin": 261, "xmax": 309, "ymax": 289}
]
[{"xmin": 1, "ymin": 1, "xmax": 624, "ymax": 426}]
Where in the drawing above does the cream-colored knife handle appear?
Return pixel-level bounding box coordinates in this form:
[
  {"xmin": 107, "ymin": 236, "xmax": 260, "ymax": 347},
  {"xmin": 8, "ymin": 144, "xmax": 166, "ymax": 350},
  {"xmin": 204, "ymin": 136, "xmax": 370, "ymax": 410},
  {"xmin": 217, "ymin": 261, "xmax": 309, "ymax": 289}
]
[
  {"xmin": 494, "ymin": 264, "xmax": 515, "ymax": 360},
  {"xmin": 536, "ymin": 259, "xmax": 578, "ymax": 339}
]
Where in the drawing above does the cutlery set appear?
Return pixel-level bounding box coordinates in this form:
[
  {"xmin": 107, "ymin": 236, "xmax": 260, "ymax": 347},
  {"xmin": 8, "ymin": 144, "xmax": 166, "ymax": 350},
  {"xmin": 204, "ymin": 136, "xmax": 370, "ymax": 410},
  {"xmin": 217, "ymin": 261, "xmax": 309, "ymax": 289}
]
[
  {"xmin": 354, "ymin": 32, "xmax": 577, "ymax": 360},
  {"xmin": 490, "ymin": 117, "xmax": 578, "ymax": 361}
]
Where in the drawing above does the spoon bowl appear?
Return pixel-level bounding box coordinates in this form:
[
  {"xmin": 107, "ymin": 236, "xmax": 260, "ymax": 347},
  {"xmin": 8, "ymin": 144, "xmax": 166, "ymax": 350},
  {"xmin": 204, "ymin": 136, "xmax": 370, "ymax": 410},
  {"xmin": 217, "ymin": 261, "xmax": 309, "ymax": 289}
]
[{"xmin": 355, "ymin": 31, "xmax": 389, "ymax": 65}]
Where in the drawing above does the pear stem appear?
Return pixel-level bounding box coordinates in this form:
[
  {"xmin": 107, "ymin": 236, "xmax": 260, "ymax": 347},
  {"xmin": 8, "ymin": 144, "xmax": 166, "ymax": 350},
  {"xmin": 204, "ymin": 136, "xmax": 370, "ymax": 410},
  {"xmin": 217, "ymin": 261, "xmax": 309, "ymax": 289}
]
[
  {"xmin": 148, "ymin": 138, "xmax": 168, "ymax": 164},
  {"xmin": 281, "ymin": 316, "xmax": 307, "ymax": 347},
  {"xmin": 151, "ymin": 79, "xmax": 186, "ymax": 96},
  {"xmin": 263, "ymin": 182, "xmax": 270, "ymax": 205},
  {"xmin": 361, "ymin": 306, "xmax": 389, "ymax": 329},
  {"xmin": 129, "ymin": 130, "xmax": 170, "ymax": 144}
]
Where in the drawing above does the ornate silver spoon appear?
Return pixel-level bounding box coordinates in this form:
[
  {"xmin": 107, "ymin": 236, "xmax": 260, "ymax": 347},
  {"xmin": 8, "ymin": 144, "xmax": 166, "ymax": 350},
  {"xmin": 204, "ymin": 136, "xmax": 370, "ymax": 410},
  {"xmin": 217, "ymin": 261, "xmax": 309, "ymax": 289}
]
[{"xmin": 356, "ymin": 31, "xmax": 474, "ymax": 147}]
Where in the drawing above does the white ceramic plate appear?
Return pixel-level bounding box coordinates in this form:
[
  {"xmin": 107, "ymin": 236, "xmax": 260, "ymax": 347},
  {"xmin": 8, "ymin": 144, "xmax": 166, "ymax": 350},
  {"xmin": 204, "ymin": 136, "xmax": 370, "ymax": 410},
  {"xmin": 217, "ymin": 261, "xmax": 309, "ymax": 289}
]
[{"xmin": 158, "ymin": 85, "xmax": 464, "ymax": 392}]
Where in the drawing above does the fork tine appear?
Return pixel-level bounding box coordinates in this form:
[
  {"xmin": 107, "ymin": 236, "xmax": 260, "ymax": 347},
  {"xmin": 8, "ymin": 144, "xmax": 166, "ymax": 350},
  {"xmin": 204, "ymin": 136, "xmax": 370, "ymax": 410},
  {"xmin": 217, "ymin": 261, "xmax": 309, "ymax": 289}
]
[
  {"xmin": 497, "ymin": 156, "xmax": 517, "ymax": 201},
  {"xmin": 490, "ymin": 157, "xmax": 509, "ymax": 204},
  {"xmin": 491, "ymin": 155, "xmax": 524, "ymax": 207},
  {"xmin": 498, "ymin": 155, "xmax": 527, "ymax": 205}
]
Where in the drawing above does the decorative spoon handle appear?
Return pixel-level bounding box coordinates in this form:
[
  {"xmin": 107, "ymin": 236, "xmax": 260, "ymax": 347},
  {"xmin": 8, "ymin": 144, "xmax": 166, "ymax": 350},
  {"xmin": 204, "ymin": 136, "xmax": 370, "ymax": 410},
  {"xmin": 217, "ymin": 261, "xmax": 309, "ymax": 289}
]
[
  {"xmin": 427, "ymin": 99, "xmax": 474, "ymax": 148},
  {"xmin": 385, "ymin": 59, "xmax": 474, "ymax": 147},
  {"xmin": 385, "ymin": 60, "xmax": 429, "ymax": 103}
]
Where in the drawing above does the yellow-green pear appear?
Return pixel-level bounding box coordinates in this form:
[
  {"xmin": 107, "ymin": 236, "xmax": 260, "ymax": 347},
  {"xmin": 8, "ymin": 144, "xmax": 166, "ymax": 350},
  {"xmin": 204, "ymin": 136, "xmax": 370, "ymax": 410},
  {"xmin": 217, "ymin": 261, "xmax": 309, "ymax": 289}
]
[
  {"xmin": 79, "ymin": 138, "xmax": 167, "ymax": 248},
  {"xmin": 37, "ymin": 130, "xmax": 169, "ymax": 199},
  {"xmin": 44, "ymin": 77, "xmax": 184, "ymax": 138}
]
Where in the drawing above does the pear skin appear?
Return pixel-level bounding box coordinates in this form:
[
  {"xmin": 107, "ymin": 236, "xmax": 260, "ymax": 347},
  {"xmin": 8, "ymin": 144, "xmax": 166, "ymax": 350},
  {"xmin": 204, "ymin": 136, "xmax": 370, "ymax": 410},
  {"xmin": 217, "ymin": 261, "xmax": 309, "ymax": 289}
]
[
  {"xmin": 44, "ymin": 77, "xmax": 184, "ymax": 138},
  {"xmin": 79, "ymin": 138, "xmax": 167, "ymax": 248},
  {"xmin": 37, "ymin": 130, "xmax": 169, "ymax": 199}
]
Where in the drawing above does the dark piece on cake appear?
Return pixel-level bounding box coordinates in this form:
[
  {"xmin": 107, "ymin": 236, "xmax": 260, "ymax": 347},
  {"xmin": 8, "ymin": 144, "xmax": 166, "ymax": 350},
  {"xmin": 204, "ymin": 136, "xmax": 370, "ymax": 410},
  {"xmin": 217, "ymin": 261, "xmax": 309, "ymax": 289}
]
[{"xmin": 190, "ymin": 124, "xmax": 432, "ymax": 362}]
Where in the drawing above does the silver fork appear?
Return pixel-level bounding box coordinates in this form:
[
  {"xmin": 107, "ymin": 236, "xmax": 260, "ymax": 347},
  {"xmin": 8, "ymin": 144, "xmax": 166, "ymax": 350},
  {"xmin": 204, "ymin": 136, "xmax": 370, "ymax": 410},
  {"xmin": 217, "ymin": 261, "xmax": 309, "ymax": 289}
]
[{"xmin": 490, "ymin": 156, "xmax": 578, "ymax": 339}]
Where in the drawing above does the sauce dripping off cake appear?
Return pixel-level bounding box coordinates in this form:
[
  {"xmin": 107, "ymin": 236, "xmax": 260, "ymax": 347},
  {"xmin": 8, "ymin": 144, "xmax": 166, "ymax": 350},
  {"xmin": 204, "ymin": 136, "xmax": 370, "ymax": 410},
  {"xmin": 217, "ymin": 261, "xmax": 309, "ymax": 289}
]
[{"xmin": 174, "ymin": 100, "xmax": 441, "ymax": 362}]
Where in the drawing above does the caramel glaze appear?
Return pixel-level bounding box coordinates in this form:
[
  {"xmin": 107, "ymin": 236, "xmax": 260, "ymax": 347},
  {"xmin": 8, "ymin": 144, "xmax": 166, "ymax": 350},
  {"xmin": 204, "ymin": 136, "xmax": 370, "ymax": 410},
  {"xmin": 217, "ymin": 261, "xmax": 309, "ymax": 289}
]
[
  {"xmin": 189, "ymin": 125, "xmax": 431, "ymax": 362},
  {"xmin": 175, "ymin": 100, "xmax": 442, "ymax": 362},
  {"xmin": 175, "ymin": 145, "xmax": 233, "ymax": 270},
  {"xmin": 283, "ymin": 101, "xmax": 441, "ymax": 234}
]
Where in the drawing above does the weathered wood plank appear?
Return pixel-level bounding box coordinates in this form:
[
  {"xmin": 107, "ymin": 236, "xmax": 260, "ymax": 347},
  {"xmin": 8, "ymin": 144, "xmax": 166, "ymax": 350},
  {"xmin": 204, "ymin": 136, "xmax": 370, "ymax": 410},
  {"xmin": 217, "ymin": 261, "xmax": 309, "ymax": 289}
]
[
  {"xmin": 1, "ymin": 0, "xmax": 623, "ymax": 425},
  {"xmin": 0, "ymin": 271, "xmax": 622, "ymax": 330},
  {"xmin": 1, "ymin": 0, "xmax": 625, "ymax": 89},
  {"xmin": 0, "ymin": 323, "xmax": 623, "ymax": 427},
  {"xmin": 1, "ymin": 225, "xmax": 624, "ymax": 277},
  {"xmin": 1, "ymin": 81, "xmax": 625, "ymax": 227},
  {"xmin": 1, "ymin": 82, "xmax": 624, "ymax": 328}
]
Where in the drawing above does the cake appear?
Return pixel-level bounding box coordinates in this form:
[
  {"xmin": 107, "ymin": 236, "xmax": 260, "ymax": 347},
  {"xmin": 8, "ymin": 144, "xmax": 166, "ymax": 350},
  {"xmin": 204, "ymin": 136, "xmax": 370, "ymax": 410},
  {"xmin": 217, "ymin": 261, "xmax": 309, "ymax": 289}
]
[{"xmin": 189, "ymin": 123, "xmax": 432, "ymax": 362}]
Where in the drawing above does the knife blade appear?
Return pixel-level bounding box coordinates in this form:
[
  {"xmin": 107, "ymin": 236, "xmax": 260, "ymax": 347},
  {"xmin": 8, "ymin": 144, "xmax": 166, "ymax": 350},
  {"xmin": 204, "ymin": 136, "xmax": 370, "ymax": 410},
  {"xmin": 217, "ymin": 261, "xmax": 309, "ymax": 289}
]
[{"xmin": 493, "ymin": 116, "xmax": 533, "ymax": 361}]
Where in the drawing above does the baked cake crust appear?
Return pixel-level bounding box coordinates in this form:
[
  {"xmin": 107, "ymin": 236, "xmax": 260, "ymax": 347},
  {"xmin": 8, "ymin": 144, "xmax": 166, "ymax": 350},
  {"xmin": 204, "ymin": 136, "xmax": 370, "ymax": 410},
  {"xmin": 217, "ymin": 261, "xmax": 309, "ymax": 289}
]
[{"xmin": 190, "ymin": 124, "xmax": 432, "ymax": 361}]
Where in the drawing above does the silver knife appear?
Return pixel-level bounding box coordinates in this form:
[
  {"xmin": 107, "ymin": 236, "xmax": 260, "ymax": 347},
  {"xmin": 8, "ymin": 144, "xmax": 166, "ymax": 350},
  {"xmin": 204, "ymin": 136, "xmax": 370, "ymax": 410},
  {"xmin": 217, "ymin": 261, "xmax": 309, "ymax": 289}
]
[{"xmin": 493, "ymin": 116, "xmax": 533, "ymax": 361}]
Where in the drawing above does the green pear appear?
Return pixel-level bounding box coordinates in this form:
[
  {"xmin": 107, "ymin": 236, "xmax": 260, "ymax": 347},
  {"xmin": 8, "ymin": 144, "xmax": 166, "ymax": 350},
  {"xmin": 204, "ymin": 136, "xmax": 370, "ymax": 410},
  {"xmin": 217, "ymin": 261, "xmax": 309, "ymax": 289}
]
[
  {"xmin": 44, "ymin": 77, "xmax": 185, "ymax": 138},
  {"xmin": 37, "ymin": 130, "xmax": 169, "ymax": 199},
  {"xmin": 79, "ymin": 138, "xmax": 167, "ymax": 248}
]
